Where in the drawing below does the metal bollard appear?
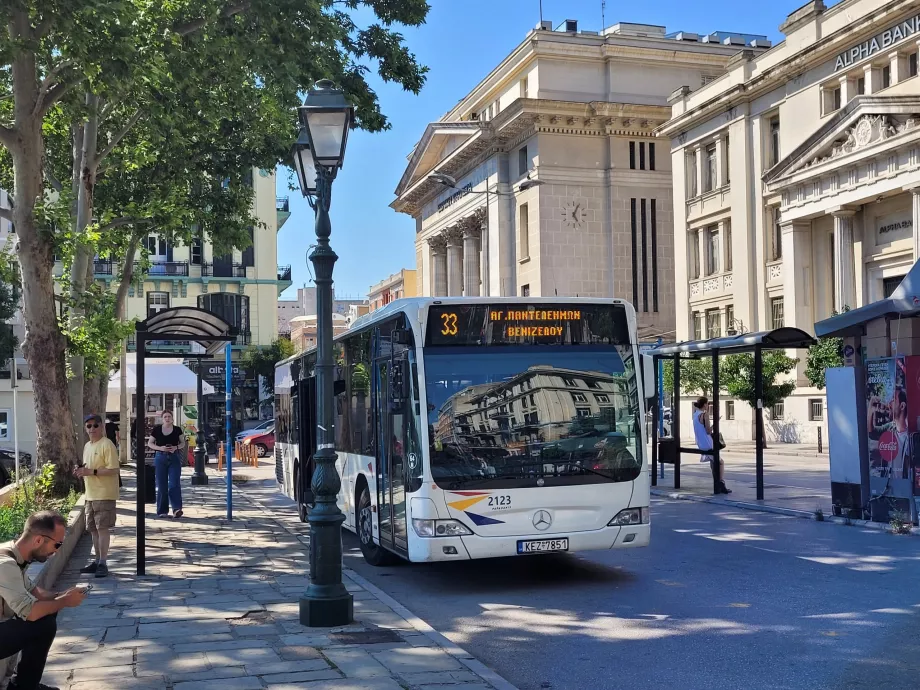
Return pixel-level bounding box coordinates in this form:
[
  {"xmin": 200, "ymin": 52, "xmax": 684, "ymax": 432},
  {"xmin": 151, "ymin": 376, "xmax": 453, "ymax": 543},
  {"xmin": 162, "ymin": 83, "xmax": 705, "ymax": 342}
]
[{"xmin": 818, "ymin": 426, "xmax": 823, "ymax": 453}]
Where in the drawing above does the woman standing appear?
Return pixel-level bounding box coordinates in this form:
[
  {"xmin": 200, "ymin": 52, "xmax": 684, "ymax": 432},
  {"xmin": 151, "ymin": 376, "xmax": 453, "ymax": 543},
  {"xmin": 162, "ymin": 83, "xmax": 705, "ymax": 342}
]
[
  {"xmin": 692, "ymin": 397, "xmax": 731, "ymax": 495},
  {"xmin": 148, "ymin": 411, "xmax": 186, "ymax": 518}
]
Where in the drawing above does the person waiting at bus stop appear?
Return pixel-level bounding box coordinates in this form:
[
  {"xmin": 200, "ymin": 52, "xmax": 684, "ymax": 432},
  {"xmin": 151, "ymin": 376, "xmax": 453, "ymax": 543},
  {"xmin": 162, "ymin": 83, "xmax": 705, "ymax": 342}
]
[
  {"xmin": 148, "ymin": 411, "xmax": 185, "ymax": 519},
  {"xmin": 693, "ymin": 397, "xmax": 731, "ymax": 495}
]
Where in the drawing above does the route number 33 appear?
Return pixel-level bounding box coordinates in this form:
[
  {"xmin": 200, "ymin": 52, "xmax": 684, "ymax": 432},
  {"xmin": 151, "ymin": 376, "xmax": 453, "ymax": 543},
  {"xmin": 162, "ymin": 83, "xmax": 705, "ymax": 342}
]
[{"xmin": 440, "ymin": 312, "xmax": 458, "ymax": 336}]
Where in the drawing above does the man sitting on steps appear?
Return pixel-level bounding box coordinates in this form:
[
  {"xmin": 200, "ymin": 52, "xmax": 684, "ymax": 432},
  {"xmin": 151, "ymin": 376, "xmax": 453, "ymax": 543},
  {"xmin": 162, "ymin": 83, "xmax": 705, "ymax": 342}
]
[{"xmin": 0, "ymin": 511, "xmax": 87, "ymax": 690}]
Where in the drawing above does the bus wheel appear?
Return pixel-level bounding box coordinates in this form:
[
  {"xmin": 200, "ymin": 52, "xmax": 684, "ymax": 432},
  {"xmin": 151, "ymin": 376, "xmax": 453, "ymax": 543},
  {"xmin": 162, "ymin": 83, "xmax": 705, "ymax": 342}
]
[
  {"xmin": 294, "ymin": 466, "xmax": 308, "ymax": 523},
  {"xmin": 357, "ymin": 484, "xmax": 397, "ymax": 566}
]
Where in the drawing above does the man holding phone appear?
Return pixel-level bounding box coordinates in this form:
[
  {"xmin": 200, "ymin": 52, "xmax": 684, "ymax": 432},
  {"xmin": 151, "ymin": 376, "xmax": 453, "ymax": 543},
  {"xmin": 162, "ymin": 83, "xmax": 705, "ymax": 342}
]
[
  {"xmin": 0, "ymin": 511, "xmax": 87, "ymax": 690},
  {"xmin": 75, "ymin": 413, "xmax": 120, "ymax": 578}
]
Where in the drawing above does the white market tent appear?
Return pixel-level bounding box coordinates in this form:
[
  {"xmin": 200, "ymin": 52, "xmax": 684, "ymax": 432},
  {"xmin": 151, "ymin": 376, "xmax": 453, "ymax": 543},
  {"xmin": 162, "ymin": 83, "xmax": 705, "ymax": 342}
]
[{"xmin": 106, "ymin": 353, "xmax": 214, "ymax": 413}]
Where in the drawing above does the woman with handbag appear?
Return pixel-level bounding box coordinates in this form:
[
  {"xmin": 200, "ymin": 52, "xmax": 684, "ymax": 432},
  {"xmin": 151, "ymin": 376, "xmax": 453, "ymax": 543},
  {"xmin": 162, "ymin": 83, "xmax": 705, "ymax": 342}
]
[{"xmin": 692, "ymin": 397, "xmax": 731, "ymax": 495}]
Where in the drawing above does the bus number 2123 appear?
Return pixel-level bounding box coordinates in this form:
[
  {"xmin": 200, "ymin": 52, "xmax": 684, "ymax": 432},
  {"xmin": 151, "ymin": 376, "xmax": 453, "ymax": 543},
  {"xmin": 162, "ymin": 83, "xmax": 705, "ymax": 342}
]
[{"xmin": 488, "ymin": 495, "xmax": 511, "ymax": 507}]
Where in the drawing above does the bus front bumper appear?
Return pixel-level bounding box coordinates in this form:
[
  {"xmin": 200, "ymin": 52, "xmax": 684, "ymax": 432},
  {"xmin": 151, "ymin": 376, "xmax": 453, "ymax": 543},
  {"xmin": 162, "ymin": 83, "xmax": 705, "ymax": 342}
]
[{"xmin": 410, "ymin": 524, "xmax": 650, "ymax": 562}]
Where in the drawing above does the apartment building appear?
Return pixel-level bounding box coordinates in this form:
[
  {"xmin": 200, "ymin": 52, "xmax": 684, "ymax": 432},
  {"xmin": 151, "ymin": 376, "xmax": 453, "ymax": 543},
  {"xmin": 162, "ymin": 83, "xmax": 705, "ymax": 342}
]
[
  {"xmin": 661, "ymin": 0, "xmax": 920, "ymax": 442},
  {"xmin": 392, "ymin": 18, "xmax": 768, "ymax": 340},
  {"xmin": 368, "ymin": 269, "xmax": 417, "ymax": 312}
]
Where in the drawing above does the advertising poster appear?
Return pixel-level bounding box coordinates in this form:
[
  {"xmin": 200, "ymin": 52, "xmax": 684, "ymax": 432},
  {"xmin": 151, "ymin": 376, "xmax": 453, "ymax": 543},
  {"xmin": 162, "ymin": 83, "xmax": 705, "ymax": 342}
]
[{"xmin": 866, "ymin": 356, "xmax": 911, "ymax": 479}]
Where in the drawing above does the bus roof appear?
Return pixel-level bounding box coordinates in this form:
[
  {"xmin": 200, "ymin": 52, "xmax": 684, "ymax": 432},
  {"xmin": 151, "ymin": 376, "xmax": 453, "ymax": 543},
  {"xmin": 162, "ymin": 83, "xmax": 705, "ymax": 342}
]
[{"xmin": 276, "ymin": 296, "xmax": 634, "ymax": 368}]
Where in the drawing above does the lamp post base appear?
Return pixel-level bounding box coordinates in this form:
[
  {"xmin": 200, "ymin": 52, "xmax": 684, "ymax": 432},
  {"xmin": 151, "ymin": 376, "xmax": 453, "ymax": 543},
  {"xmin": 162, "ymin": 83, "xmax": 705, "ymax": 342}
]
[
  {"xmin": 299, "ymin": 590, "xmax": 354, "ymax": 627},
  {"xmin": 192, "ymin": 447, "xmax": 209, "ymax": 485}
]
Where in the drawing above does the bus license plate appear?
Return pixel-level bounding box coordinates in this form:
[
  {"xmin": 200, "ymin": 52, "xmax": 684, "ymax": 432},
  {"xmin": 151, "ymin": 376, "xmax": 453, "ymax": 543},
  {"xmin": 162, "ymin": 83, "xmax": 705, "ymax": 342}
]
[{"xmin": 517, "ymin": 538, "xmax": 569, "ymax": 554}]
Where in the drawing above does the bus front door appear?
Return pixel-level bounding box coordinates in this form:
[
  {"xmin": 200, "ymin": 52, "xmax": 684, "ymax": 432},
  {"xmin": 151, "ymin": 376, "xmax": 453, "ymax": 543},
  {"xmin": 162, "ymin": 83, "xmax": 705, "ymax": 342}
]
[
  {"xmin": 294, "ymin": 377, "xmax": 316, "ymax": 519},
  {"xmin": 374, "ymin": 357, "xmax": 409, "ymax": 554}
]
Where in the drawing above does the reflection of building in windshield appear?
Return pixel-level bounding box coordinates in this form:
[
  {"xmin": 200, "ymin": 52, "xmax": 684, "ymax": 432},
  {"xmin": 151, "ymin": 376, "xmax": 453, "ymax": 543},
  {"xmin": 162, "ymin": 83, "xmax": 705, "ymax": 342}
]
[{"xmin": 432, "ymin": 366, "xmax": 630, "ymax": 456}]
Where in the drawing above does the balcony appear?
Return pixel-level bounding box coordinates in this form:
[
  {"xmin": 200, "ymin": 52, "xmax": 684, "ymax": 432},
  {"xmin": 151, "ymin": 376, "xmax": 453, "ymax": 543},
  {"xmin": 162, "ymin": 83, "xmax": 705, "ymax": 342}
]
[
  {"xmin": 277, "ymin": 264, "xmax": 293, "ymax": 295},
  {"xmin": 95, "ymin": 259, "xmax": 190, "ymax": 277},
  {"xmin": 94, "ymin": 259, "xmax": 116, "ymax": 275},
  {"xmin": 277, "ymin": 196, "xmax": 291, "ymax": 230},
  {"xmin": 202, "ymin": 262, "xmax": 247, "ymax": 278}
]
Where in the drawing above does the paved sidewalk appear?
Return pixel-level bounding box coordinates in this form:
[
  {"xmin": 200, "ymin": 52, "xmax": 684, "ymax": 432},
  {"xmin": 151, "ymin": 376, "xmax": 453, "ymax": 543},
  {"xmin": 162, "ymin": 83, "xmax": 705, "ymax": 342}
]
[{"xmin": 43, "ymin": 469, "xmax": 514, "ymax": 690}]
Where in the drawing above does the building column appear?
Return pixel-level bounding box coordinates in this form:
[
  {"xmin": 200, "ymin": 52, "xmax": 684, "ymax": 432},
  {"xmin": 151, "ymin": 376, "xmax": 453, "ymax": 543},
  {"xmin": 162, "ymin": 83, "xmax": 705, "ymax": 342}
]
[
  {"xmin": 462, "ymin": 220, "xmax": 481, "ymax": 297},
  {"xmin": 781, "ymin": 219, "xmax": 814, "ymax": 331},
  {"xmin": 446, "ymin": 227, "xmax": 464, "ymax": 296},
  {"xmin": 428, "ymin": 235, "xmax": 448, "ymax": 297},
  {"xmin": 911, "ymin": 187, "xmax": 920, "ymax": 263},
  {"xmin": 831, "ymin": 209, "xmax": 857, "ymax": 311},
  {"xmin": 477, "ymin": 208, "xmax": 490, "ymax": 296}
]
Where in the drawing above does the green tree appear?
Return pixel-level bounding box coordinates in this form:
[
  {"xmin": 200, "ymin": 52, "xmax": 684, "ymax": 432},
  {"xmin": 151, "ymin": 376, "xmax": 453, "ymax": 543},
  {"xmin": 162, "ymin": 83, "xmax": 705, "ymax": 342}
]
[
  {"xmin": 721, "ymin": 352, "xmax": 798, "ymax": 447},
  {"xmin": 242, "ymin": 339, "xmax": 296, "ymax": 396},
  {"xmin": 663, "ymin": 357, "xmax": 716, "ymax": 397},
  {"xmin": 0, "ymin": 1, "xmax": 430, "ymax": 475},
  {"xmin": 0, "ymin": 279, "xmax": 17, "ymax": 364},
  {"xmin": 805, "ymin": 336, "xmax": 843, "ymax": 390}
]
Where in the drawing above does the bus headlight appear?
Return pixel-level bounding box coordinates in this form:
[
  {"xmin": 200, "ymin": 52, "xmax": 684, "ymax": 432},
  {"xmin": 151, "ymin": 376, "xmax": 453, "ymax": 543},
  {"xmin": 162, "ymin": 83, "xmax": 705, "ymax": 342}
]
[
  {"xmin": 608, "ymin": 508, "xmax": 648, "ymax": 526},
  {"xmin": 412, "ymin": 519, "xmax": 473, "ymax": 537}
]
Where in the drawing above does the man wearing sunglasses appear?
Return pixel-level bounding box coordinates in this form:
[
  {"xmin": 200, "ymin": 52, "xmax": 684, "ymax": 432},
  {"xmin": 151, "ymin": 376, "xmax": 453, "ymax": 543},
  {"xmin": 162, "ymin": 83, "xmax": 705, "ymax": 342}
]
[
  {"xmin": 0, "ymin": 511, "xmax": 87, "ymax": 690},
  {"xmin": 74, "ymin": 414, "xmax": 120, "ymax": 578}
]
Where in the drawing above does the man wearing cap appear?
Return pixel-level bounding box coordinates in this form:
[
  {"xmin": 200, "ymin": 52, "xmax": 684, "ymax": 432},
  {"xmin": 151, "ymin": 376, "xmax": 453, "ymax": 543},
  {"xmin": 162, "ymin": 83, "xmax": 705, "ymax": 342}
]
[{"xmin": 74, "ymin": 414, "xmax": 120, "ymax": 578}]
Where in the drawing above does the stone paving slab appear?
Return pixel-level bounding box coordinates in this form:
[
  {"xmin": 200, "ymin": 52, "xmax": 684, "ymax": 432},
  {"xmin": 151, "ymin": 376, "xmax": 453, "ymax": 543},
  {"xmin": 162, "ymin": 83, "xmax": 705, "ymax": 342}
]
[{"xmin": 37, "ymin": 469, "xmax": 517, "ymax": 689}]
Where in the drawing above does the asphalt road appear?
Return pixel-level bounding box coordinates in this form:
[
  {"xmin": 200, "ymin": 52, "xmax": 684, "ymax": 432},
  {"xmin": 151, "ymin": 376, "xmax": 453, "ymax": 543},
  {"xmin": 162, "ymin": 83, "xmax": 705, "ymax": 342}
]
[{"xmin": 338, "ymin": 498, "xmax": 920, "ymax": 690}]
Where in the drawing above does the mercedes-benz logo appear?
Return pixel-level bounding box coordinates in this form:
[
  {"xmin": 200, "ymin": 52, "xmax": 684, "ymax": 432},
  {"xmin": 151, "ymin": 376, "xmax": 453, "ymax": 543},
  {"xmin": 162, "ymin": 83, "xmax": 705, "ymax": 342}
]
[{"xmin": 533, "ymin": 510, "xmax": 552, "ymax": 531}]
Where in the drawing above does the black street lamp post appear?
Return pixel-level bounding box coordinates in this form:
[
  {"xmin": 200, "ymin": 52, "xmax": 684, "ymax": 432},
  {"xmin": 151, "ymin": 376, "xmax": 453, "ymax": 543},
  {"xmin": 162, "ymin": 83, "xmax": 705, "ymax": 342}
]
[
  {"xmin": 192, "ymin": 355, "xmax": 209, "ymax": 486},
  {"xmin": 291, "ymin": 79, "xmax": 354, "ymax": 627}
]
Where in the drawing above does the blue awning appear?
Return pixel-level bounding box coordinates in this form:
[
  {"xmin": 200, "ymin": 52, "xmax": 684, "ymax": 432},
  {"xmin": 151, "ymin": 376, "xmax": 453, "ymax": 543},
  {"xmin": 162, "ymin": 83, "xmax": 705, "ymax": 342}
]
[{"xmin": 815, "ymin": 259, "xmax": 920, "ymax": 338}]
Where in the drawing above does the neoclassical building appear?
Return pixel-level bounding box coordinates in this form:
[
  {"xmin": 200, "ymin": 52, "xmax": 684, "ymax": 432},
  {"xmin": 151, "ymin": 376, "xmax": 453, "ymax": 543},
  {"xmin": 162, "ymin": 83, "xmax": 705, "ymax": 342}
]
[
  {"xmin": 391, "ymin": 20, "xmax": 768, "ymax": 340},
  {"xmin": 662, "ymin": 0, "xmax": 920, "ymax": 442}
]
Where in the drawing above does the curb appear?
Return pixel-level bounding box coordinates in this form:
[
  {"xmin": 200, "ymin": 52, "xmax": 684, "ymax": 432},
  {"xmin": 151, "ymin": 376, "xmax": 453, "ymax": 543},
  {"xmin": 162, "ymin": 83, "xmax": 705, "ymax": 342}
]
[
  {"xmin": 650, "ymin": 488, "xmax": 920, "ymax": 536},
  {"xmin": 238, "ymin": 483, "xmax": 521, "ymax": 690}
]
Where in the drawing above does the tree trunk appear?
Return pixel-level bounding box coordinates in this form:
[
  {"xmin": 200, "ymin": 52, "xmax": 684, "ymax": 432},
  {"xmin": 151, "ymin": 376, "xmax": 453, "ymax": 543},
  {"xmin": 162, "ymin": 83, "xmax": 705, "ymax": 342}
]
[{"xmin": 68, "ymin": 94, "xmax": 101, "ymax": 447}]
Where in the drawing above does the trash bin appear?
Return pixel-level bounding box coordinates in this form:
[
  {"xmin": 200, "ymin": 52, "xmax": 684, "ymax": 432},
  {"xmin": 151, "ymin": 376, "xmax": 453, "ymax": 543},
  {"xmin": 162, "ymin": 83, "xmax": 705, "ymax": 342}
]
[
  {"xmin": 143, "ymin": 463, "xmax": 156, "ymax": 504},
  {"xmin": 658, "ymin": 437, "xmax": 678, "ymax": 465}
]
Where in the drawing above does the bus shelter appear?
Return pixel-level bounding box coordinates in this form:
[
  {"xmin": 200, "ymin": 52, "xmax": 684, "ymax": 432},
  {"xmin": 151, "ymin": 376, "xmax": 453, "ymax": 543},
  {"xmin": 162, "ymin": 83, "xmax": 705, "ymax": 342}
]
[
  {"xmin": 134, "ymin": 307, "xmax": 235, "ymax": 575},
  {"xmin": 647, "ymin": 328, "xmax": 815, "ymax": 500}
]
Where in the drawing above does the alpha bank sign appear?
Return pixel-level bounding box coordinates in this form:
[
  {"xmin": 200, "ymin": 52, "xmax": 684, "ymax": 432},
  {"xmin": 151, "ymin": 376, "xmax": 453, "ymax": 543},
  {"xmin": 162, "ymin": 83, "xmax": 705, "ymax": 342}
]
[{"xmin": 835, "ymin": 15, "xmax": 920, "ymax": 71}]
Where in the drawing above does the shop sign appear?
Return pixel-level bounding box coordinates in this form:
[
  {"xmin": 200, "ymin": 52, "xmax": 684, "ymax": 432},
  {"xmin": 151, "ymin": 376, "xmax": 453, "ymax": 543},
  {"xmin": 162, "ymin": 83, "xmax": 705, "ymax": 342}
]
[{"xmin": 836, "ymin": 15, "xmax": 920, "ymax": 71}]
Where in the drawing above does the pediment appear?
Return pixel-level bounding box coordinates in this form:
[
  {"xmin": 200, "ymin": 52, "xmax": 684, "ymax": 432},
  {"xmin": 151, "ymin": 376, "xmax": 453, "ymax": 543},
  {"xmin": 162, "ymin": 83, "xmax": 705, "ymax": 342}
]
[
  {"xmin": 394, "ymin": 122, "xmax": 485, "ymax": 198},
  {"xmin": 764, "ymin": 96, "xmax": 920, "ymax": 188}
]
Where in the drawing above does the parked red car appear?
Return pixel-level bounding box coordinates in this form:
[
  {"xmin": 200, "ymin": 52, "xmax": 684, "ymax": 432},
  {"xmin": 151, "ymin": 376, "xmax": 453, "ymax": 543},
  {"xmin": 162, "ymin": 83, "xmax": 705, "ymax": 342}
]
[{"xmin": 243, "ymin": 427, "xmax": 275, "ymax": 458}]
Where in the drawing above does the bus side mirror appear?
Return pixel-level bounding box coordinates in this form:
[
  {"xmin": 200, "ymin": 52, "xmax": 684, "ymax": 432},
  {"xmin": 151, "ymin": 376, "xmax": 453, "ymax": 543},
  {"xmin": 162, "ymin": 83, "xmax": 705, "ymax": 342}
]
[
  {"xmin": 391, "ymin": 359, "xmax": 409, "ymax": 403},
  {"xmin": 640, "ymin": 354, "xmax": 656, "ymax": 401}
]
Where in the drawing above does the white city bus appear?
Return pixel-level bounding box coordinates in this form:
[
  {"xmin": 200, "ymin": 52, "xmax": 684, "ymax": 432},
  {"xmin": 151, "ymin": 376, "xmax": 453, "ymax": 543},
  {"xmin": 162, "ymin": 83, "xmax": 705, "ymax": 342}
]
[{"xmin": 275, "ymin": 297, "xmax": 650, "ymax": 565}]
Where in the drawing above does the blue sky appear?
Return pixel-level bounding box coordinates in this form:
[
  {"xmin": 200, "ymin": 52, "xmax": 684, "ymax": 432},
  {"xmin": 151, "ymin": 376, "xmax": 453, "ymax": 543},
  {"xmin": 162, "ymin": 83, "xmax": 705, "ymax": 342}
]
[{"xmin": 276, "ymin": 0, "xmax": 814, "ymax": 300}]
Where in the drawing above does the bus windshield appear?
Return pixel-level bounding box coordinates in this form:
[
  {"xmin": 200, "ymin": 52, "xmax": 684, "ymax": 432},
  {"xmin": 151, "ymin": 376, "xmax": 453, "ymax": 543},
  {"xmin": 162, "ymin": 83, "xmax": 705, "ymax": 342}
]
[{"xmin": 424, "ymin": 345, "xmax": 641, "ymax": 490}]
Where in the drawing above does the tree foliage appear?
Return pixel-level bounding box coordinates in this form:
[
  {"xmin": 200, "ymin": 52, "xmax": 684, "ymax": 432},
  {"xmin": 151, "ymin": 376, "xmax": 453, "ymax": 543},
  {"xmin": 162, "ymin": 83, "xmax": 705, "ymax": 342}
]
[
  {"xmin": 663, "ymin": 357, "xmax": 716, "ymax": 397},
  {"xmin": 805, "ymin": 336, "xmax": 843, "ymax": 390},
  {"xmin": 0, "ymin": 278, "xmax": 16, "ymax": 363},
  {"xmin": 242, "ymin": 338, "xmax": 296, "ymax": 396},
  {"xmin": 721, "ymin": 352, "xmax": 799, "ymax": 410}
]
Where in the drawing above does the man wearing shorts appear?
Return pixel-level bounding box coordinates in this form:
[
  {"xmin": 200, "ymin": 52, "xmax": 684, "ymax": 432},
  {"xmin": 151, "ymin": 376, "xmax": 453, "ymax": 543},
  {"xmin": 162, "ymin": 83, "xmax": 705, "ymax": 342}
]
[{"xmin": 76, "ymin": 414, "xmax": 120, "ymax": 578}]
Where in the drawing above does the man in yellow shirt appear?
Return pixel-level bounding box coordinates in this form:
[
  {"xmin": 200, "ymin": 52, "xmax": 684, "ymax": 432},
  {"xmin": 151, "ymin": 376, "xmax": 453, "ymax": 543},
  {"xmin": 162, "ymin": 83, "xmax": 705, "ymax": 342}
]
[{"xmin": 75, "ymin": 414, "xmax": 120, "ymax": 578}]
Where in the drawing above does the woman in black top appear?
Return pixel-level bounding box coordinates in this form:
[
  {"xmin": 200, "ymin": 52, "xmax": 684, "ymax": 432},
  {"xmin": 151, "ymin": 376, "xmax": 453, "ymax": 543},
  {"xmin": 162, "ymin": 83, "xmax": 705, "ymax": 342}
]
[{"xmin": 147, "ymin": 411, "xmax": 186, "ymax": 518}]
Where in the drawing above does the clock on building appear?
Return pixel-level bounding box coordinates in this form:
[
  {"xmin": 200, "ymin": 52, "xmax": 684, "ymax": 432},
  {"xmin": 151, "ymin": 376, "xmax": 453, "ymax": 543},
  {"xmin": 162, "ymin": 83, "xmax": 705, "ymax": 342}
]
[{"xmin": 561, "ymin": 199, "xmax": 587, "ymax": 229}]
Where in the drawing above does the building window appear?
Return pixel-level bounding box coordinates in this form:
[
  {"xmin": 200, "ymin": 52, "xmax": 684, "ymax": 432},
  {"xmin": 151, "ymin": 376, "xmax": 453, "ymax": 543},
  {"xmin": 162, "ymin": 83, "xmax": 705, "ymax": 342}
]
[
  {"xmin": 726, "ymin": 304, "xmax": 736, "ymax": 333},
  {"xmin": 910, "ymin": 53, "xmax": 919, "ymax": 78},
  {"xmin": 705, "ymin": 225, "xmax": 720, "ymax": 276},
  {"xmin": 882, "ymin": 65, "xmax": 892, "ymax": 89},
  {"xmin": 521, "ymin": 284, "xmax": 530, "ymax": 297},
  {"xmin": 595, "ymin": 394, "xmax": 610, "ymax": 404},
  {"xmin": 191, "ymin": 237, "xmax": 202, "ymax": 265},
  {"xmin": 809, "ymin": 399, "xmax": 824, "ymax": 422},
  {"xmin": 770, "ymin": 297, "xmax": 785, "ymax": 329},
  {"xmin": 572, "ymin": 392, "xmax": 587, "ymax": 403},
  {"xmin": 518, "ymin": 146, "xmax": 528, "ymax": 176},
  {"xmin": 725, "ymin": 400, "xmax": 735, "ymax": 420},
  {"xmin": 629, "ymin": 142, "xmax": 636, "ymax": 170},
  {"xmin": 651, "ymin": 199, "xmax": 658, "ymax": 313},
  {"xmin": 649, "ymin": 142, "xmax": 656, "ymax": 171},
  {"xmin": 518, "ymin": 203, "xmax": 529, "ymax": 260},
  {"xmin": 771, "ymin": 401, "xmax": 785, "ymax": 421},
  {"xmin": 639, "ymin": 142, "xmax": 646, "ymax": 170},
  {"xmin": 883, "ymin": 276, "xmax": 905, "ymax": 298},
  {"xmin": 689, "ymin": 229, "xmax": 700, "ymax": 280},
  {"xmin": 687, "ymin": 151, "xmax": 698, "ymax": 197},
  {"xmin": 562, "ymin": 377, "xmax": 578, "ymax": 387},
  {"xmin": 706, "ymin": 309, "xmax": 721, "ymax": 339},
  {"xmin": 704, "ymin": 144, "xmax": 717, "ymax": 193},
  {"xmin": 630, "ymin": 199, "xmax": 639, "ymax": 306},
  {"xmin": 0, "ymin": 409, "xmax": 8, "ymax": 441},
  {"xmin": 147, "ymin": 291, "xmax": 169, "ymax": 318},
  {"xmin": 520, "ymin": 77, "xmax": 529, "ymax": 98},
  {"xmin": 832, "ymin": 86, "xmax": 841, "ymax": 112},
  {"xmin": 692, "ymin": 311, "xmax": 703, "ymax": 341},
  {"xmin": 769, "ymin": 116, "xmax": 780, "ymax": 167},
  {"xmin": 724, "ymin": 223, "xmax": 732, "ymax": 272},
  {"xmin": 771, "ymin": 206, "xmax": 783, "ymax": 261},
  {"xmin": 856, "ymin": 76, "xmax": 866, "ymax": 95}
]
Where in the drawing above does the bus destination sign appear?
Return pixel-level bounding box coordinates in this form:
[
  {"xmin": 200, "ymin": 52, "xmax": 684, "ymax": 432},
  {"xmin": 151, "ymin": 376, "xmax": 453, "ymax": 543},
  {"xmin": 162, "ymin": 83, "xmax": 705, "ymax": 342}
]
[{"xmin": 426, "ymin": 303, "xmax": 626, "ymax": 347}]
